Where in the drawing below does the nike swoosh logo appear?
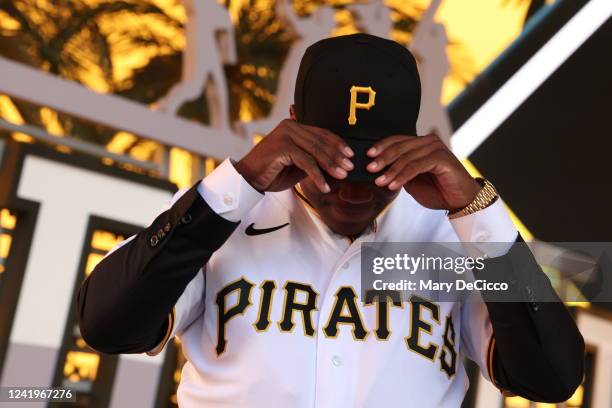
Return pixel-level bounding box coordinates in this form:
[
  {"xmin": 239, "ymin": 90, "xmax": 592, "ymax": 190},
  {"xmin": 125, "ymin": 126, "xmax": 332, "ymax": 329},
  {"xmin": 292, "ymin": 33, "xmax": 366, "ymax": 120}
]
[{"xmin": 245, "ymin": 222, "xmax": 290, "ymax": 236}]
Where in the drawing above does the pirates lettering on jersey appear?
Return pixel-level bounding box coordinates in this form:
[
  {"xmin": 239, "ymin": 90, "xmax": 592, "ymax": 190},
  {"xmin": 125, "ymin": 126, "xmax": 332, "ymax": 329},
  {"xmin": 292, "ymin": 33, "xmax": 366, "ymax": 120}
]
[
  {"xmin": 364, "ymin": 289, "xmax": 403, "ymax": 340},
  {"xmin": 214, "ymin": 280, "xmax": 458, "ymax": 375},
  {"xmin": 253, "ymin": 280, "xmax": 276, "ymax": 332},
  {"xmin": 439, "ymin": 316, "xmax": 457, "ymax": 378},
  {"xmin": 278, "ymin": 281, "xmax": 318, "ymax": 336},
  {"xmin": 215, "ymin": 277, "xmax": 254, "ymax": 355},
  {"xmin": 406, "ymin": 295, "xmax": 440, "ymax": 361},
  {"xmin": 323, "ymin": 286, "xmax": 368, "ymax": 340}
]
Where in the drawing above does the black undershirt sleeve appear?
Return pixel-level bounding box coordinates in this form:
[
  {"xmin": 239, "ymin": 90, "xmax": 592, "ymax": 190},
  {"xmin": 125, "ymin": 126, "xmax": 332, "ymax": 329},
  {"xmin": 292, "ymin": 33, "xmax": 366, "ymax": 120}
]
[
  {"xmin": 77, "ymin": 182, "xmax": 240, "ymax": 354},
  {"xmin": 475, "ymin": 235, "xmax": 585, "ymax": 402}
]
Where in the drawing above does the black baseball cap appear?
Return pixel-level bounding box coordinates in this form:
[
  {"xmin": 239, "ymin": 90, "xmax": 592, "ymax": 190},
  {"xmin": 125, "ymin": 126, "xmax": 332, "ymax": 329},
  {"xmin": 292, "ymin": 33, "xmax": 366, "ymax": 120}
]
[{"xmin": 294, "ymin": 33, "xmax": 421, "ymax": 182}]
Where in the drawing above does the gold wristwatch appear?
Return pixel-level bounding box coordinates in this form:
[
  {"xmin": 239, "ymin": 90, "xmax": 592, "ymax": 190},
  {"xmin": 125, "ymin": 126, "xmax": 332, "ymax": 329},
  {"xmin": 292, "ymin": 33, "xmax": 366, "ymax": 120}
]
[{"xmin": 448, "ymin": 178, "xmax": 498, "ymax": 219}]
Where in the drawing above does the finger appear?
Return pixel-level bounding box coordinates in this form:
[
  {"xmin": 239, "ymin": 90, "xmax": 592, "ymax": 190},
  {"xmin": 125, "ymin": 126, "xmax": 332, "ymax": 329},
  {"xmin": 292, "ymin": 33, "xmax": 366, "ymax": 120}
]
[
  {"xmin": 367, "ymin": 137, "xmax": 444, "ymax": 173},
  {"xmin": 374, "ymin": 144, "xmax": 446, "ymax": 186},
  {"xmin": 367, "ymin": 135, "xmax": 421, "ymax": 157},
  {"xmin": 299, "ymin": 123, "xmax": 354, "ymax": 158},
  {"xmin": 387, "ymin": 156, "xmax": 440, "ymax": 191},
  {"xmin": 295, "ymin": 122, "xmax": 355, "ymax": 169},
  {"xmin": 285, "ymin": 122, "xmax": 352, "ymax": 178},
  {"xmin": 289, "ymin": 148, "xmax": 331, "ymax": 193},
  {"xmin": 287, "ymin": 120, "xmax": 354, "ymax": 159}
]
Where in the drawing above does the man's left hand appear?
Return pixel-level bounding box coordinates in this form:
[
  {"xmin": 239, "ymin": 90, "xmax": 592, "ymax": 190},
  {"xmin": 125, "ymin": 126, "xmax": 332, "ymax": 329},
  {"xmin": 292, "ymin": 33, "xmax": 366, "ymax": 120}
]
[{"xmin": 366, "ymin": 134, "xmax": 481, "ymax": 211}]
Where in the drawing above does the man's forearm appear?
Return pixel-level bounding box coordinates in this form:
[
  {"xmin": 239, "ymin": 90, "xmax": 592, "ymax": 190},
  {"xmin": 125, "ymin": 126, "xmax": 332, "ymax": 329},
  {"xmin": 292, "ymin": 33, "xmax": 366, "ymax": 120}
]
[
  {"xmin": 478, "ymin": 237, "xmax": 585, "ymax": 402},
  {"xmin": 77, "ymin": 183, "xmax": 239, "ymax": 354}
]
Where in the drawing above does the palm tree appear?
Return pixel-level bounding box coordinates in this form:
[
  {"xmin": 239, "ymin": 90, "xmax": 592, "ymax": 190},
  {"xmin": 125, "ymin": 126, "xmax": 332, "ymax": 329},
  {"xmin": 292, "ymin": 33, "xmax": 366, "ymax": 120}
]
[
  {"xmin": 0, "ymin": 0, "xmax": 459, "ymax": 148},
  {"xmin": 0, "ymin": 0, "xmax": 183, "ymax": 145},
  {"xmin": 227, "ymin": 0, "xmax": 293, "ymax": 122}
]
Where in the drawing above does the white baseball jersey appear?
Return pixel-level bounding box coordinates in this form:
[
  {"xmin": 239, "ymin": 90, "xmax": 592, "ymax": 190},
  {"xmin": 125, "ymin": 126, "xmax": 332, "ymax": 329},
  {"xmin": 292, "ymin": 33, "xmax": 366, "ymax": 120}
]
[{"xmin": 122, "ymin": 159, "xmax": 517, "ymax": 407}]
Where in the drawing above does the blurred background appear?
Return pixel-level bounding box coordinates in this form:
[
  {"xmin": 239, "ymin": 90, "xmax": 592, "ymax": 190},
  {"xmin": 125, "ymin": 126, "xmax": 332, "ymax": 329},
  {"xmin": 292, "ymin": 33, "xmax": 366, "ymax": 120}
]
[{"xmin": 0, "ymin": 0, "xmax": 610, "ymax": 407}]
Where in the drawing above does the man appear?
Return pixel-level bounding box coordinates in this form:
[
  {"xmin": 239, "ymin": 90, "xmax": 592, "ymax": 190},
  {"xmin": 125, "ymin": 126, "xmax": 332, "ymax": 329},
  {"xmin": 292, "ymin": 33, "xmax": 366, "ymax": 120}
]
[{"xmin": 77, "ymin": 34, "xmax": 584, "ymax": 407}]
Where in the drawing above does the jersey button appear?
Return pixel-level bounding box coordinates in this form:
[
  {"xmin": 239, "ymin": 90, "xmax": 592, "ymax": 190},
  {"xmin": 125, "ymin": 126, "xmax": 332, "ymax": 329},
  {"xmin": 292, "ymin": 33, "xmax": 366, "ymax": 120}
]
[
  {"xmin": 342, "ymin": 262, "xmax": 350, "ymax": 270},
  {"xmin": 332, "ymin": 355, "xmax": 343, "ymax": 367}
]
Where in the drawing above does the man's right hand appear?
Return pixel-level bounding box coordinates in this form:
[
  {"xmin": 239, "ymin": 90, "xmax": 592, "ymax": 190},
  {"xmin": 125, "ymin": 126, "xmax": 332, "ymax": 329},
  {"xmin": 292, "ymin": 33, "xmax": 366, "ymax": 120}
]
[{"xmin": 234, "ymin": 119, "xmax": 354, "ymax": 193}]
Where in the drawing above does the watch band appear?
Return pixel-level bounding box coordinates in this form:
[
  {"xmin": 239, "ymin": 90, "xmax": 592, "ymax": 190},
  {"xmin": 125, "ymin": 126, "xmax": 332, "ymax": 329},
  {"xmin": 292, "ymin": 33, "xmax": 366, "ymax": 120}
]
[{"xmin": 448, "ymin": 178, "xmax": 498, "ymax": 219}]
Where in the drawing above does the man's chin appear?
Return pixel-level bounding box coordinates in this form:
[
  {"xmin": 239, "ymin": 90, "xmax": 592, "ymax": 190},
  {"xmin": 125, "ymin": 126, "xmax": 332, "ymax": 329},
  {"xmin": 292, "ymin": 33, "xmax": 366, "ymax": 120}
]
[
  {"xmin": 325, "ymin": 213, "xmax": 375, "ymax": 237},
  {"xmin": 330, "ymin": 205, "xmax": 374, "ymax": 220}
]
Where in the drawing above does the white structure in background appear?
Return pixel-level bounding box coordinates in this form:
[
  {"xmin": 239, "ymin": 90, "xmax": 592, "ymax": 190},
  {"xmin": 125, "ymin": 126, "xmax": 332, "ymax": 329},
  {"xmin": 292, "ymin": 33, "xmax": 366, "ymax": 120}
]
[
  {"xmin": 243, "ymin": 0, "xmax": 335, "ymax": 138},
  {"xmin": 153, "ymin": 0, "xmax": 237, "ymax": 131},
  {"xmin": 411, "ymin": 0, "xmax": 453, "ymax": 147},
  {"xmin": 349, "ymin": 0, "xmax": 393, "ymax": 38}
]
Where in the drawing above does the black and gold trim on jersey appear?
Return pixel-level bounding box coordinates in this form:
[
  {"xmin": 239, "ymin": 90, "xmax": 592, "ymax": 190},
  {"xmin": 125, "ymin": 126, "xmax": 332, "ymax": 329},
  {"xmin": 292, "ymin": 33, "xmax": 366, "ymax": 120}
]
[
  {"xmin": 147, "ymin": 308, "xmax": 176, "ymax": 357},
  {"xmin": 487, "ymin": 334, "xmax": 497, "ymax": 386}
]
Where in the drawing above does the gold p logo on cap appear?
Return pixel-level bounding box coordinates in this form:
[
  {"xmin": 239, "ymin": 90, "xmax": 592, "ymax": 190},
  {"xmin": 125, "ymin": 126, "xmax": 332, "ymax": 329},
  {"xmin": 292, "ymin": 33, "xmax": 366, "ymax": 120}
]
[{"xmin": 348, "ymin": 85, "xmax": 376, "ymax": 125}]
